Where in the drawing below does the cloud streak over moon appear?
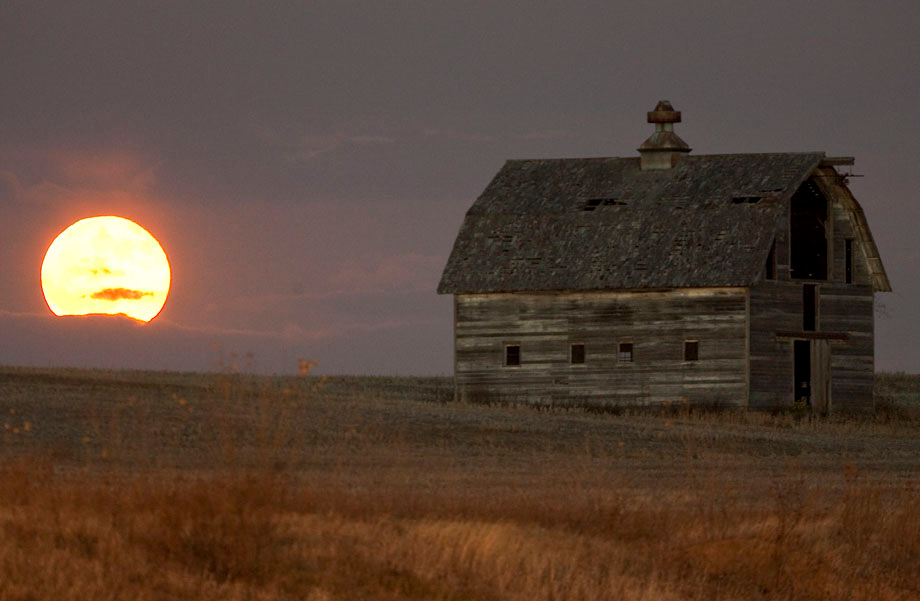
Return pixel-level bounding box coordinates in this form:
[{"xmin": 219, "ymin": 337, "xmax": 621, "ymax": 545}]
[{"xmin": 90, "ymin": 288, "xmax": 154, "ymax": 301}]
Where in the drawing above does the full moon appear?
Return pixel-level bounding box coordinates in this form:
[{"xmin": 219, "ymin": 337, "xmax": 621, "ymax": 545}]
[{"xmin": 41, "ymin": 216, "xmax": 171, "ymax": 323}]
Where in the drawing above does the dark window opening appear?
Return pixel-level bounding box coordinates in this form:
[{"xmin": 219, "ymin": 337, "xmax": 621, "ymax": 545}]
[
  {"xmin": 618, "ymin": 342, "xmax": 633, "ymax": 363},
  {"xmin": 570, "ymin": 343, "xmax": 585, "ymax": 364},
  {"xmin": 845, "ymin": 239, "xmax": 854, "ymax": 284},
  {"xmin": 684, "ymin": 340, "xmax": 699, "ymax": 361},
  {"xmin": 765, "ymin": 240, "xmax": 776, "ymax": 280},
  {"xmin": 582, "ymin": 198, "xmax": 625, "ymax": 211},
  {"xmin": 794, "ymin": 340, "xmax": 811, "ymax": 405},
  {"xmin": 790, "ymin": 179, "xmax": 828, "ymax": 280},
  {"xmin": 803, "ymin": 284, "xmax": 817, "ymax": 331},
  {"xmin": 732, "ymin": 196, "xmax": 762, "ymax": 204},
  {"xmin": 504, "ymin": 344, "xmax": 520, "ymax": 367}
]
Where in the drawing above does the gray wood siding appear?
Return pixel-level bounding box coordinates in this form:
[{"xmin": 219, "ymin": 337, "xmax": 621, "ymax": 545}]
[
  {"xmin": 748, "ymin": 281, "xmax": 799, "ymax": 409},
  {"xmin": 749, "ymin": 281, "xmax": 874, "ymax": 411},
  {"xmin": 828, "ymin": 193, "xmax": 871, "ymax": 286},
  {"xmin": 826, "ymin": 180, "xmax": 875, "ymax": 410},
  {"xmin": 454, "ymin": 289, "xmax": 748, "ymax": 407},
  {"xmin": 821, "ymin": 284, "xmax": 874, "ymax": 411}
]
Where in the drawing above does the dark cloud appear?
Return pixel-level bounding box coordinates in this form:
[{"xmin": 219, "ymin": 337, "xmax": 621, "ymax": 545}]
[{"xmin": 90, "ymin": 288, "xmax": 152, "ymax": 301}]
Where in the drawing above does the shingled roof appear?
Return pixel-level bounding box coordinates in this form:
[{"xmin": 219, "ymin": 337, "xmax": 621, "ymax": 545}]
[{"xmin": 438, "ymin": 152, "xmax": 824, "ymax": 293}]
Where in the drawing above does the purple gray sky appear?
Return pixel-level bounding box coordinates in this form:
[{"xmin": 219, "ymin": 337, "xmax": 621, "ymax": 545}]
[{"xmin": 1, "ymin": 1, "xmax": 917, "ymax": 375}]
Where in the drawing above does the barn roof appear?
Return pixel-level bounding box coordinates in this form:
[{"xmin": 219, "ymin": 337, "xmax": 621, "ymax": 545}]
[{"xmin": 438, "ymin": 152, "xmax": 825, "ymax": 293}]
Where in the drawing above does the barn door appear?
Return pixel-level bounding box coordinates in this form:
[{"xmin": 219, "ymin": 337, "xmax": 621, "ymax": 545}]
[{"xmin": 810, "ymin": 340, "xmax": 831, "ymax": 415}]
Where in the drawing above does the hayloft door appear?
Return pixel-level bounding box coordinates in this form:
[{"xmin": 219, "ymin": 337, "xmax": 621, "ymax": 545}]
[{"xmin": 811, "ymin": 340, "xmax": 831, "ymax": 415}]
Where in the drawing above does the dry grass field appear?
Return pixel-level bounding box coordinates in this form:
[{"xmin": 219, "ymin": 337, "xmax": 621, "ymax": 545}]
[{"xmin": 1, "ymin": 364, "xmax": 919, "ymax": 600}]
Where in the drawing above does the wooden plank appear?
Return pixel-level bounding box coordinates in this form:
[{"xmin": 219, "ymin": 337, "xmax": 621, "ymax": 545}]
[
  {"xmin": 775, "ymin": 331, "xmax": 849, "ymax": 340},
  {"xmin": 454, "ymin": 289, "xmax": 748, "ymax": 406},
  {"xmin": 811, "ymin": 340, "xmax": 831, "ymax": 414}
]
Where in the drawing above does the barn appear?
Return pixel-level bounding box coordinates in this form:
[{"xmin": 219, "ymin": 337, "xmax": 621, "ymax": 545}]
[{"xmin": 437, "ymin": 101, "xmax": 890, "ymax": 413}]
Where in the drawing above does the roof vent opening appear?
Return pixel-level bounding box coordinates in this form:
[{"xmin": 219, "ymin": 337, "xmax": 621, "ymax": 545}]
[
  {"xmin": 638, "ymin": 100, "xmax": 691, "ymax": 171},
  {"xmin": 582, "ymin": 198, "xmax": 625, "ymax": 211}
]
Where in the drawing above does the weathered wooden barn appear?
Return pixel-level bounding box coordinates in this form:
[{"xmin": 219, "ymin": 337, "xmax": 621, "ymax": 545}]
[{"xmin": 438, "ymin": 101, "xmax": 890, "ymax": 412}]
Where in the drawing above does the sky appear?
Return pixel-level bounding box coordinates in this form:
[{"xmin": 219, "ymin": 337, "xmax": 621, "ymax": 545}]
[{"xmin": 1, "ymin": 1, "xmax": 918, "ymax": 375}]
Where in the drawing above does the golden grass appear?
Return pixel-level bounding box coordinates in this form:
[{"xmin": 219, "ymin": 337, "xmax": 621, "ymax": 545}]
[{"xmin": 0, "ymin": 366, "xmax": 919, "ymax": 600}]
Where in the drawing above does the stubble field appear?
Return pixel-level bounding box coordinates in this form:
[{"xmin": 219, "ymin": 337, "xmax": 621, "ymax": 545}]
[{"xmin": 1, "ymin": 365, "xmax": 919, "ymax": 601}]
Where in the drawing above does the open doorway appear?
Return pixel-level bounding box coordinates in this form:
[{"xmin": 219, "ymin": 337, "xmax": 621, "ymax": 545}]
[{"xmin": 794, "ymin": 340, "xmax": 811, "ymax": 405}]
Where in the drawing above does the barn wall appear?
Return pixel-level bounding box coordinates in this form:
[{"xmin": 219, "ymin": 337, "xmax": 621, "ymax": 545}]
[
  {"xmin": 824, "ymin": 174, "xmax": 872, "ymax": 287},
  {"xmin": 453, "ymin": 288, "xmax": 748, "ymax": 407},
  {"xmin": 825, "ymin": 186, "xmax": 875, "ymax": 411},
  {"xmin": 822, "ymin": 284, "xmax": 874, "ymax": 411},
  {"xmin": 749, "ymin": 178, "xmax": 875, "ymax": 412},
  {"xmin": 748, "ymin": 281, "xmax": 874, "ymax": 411},
  {"xmin": 748, "ymin": 281, "xmax": 798, "ymax": 409}
]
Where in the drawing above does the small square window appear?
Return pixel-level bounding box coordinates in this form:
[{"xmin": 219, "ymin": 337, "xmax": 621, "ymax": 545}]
[
  {"xmin": 504, "ymin": 344, "xmax": 520, "ymax": 367},
  {"xmin": 618, "ymin": 342, "xmax": 633, "ymax": 363},
  {"xmin": 684, "ymin": 340, "xmax": 699, "ymax": 361},
  {"xmin": 570, "ymin": 343, "xmax": 585, "ymax": 364}
]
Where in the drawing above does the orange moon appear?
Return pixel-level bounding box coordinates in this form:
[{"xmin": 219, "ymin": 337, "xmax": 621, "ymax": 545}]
[{"xmin": 41, "ymin": 216, "xmax": 171, "ymax": 322}]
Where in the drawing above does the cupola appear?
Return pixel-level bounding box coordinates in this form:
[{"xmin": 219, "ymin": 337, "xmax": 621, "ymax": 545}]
[{"xmin": 638, "ymin": 100, "xmax": 691, "ymax": 170}]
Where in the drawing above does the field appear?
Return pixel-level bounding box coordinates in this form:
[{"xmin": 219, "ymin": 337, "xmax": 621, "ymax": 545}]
[{"xmin": 1, "ymin": 365, "xmax": 919, "ymax": 601}]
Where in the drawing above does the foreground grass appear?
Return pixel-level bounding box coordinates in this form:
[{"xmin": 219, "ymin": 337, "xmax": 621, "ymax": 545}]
[
  {"xmin": 2, "ymin": 459, "xmax": 918, "ymax": 601},
  {"xmin": 0, "ymin": 366, "xmax": 919, "ymax": 600}
]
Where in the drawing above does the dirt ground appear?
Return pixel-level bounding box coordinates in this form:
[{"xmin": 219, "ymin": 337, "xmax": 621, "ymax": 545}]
[{"xmin": 2, "ymin": 365, "xmax": 918, "ymax": 500}]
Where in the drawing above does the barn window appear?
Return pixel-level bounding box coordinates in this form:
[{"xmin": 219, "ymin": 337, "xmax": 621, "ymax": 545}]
[
  {"xmin": 790, "ymin": 179, "xmax": 828, "ymax": 281},
  {"xmin": 504, "ymin": 344, "xmax": 521, "ymax": 367},
  {"xmin": 845, "ymin": 238, "xmax": 854, "ymax": 284},
  {"xmin": 684, "ymin": 340, "xmax": 699, "ymax": 362},
  {"xmin": 803, "ymin": 285, "xmax": 817, "ymax": 331},
  {"xmin": 570, "ymin": 343, "xmax": 585, "ymax": 364},
  {"xmin": 618, "ymin": 342, "xmax": 633, "ymax": 363}
]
